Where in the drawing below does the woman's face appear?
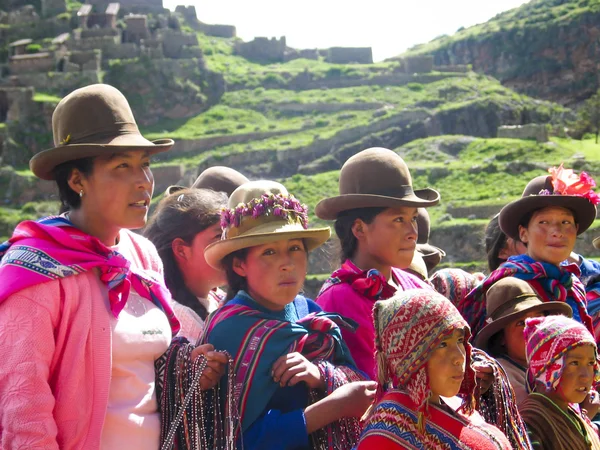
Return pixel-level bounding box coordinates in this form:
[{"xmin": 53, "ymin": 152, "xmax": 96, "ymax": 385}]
[
  {"xmin": 233, "ymin": 238, "xmax": 307, "ymax": 311},
  {"xmin": 427, "ymin": 328, "xmax": 467, "ymax": 403},
  {"xmin": 518, "ymin": 206, "xmax": 578, "ymax": 266},
  {"xmin": 553, "ymin": 344, "xmax": 596, "ymax": 405},
  {"xmin": 179, "ymin": 223, "xmax": 226, "ymax": 297},
  {"xmin": 358, "ymin": 207, "xmax": 418, "ymax": 270},
  {"xmin": 76, "ymin": 150, "xmax": 153, "ymax": 234}
]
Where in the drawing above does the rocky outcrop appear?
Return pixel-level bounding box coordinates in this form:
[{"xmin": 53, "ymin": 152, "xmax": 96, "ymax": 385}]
[{"xmin": 407, "ymin": 10, "xmax": 600, "ymax": 105}]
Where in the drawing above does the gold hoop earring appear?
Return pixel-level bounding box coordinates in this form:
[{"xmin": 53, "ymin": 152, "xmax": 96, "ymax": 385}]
[{"xmin": 79, "ymin": 190, "xmax": 84, "ymax": 198}]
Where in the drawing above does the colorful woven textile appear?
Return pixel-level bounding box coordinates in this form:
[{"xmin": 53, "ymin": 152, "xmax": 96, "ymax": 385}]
[
  {"xmin": 458, "ymin": 254, "xmax": 592, "ymax": 340},
  {"xmin": 0, "ymin": 215, "xmax": 180, "ymax": 334},
  {"xmin": 524, "ymin": 315, "xmax": 599, "ymax": 392},
  {"xmin": 430, "ymin": 268, "xmax": 485, "ymax": 306},
  {"xmin": 318, "ymin": 259, "xmax": 396, "ymax": 301},
  {"xmin": 357, "ymin": 390, "xmax": 512, "ymax": 449},
  {"xmin": 521, "ymin": 393, "xmax": 600, "ymax": 450},
  {"xmin": 373, "ymin": 289, "xmax": 476, "ymax": 423},
  {"xmin": 201, "ymin": 291, "xmax": 365, "ymax": 448}
]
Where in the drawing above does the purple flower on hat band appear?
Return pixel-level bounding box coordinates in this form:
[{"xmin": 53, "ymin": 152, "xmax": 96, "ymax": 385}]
[
  {"xmin": 537, "ymin": 189, "xmax": 552, "ymax": 196},
  {"xmin": 219, "ymin": 193, "xmax": 309, "ymax": 231}
]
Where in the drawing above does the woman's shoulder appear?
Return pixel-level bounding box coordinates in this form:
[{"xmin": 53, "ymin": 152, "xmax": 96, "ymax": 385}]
[{"xmin": 118, "ymin": 229, "xmax": 164, "ymax": 274}]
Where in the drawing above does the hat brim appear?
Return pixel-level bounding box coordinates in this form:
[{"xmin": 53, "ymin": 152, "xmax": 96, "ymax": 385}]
[
  {"xmin": 30, "ymin": 135, "xmax": 174, "ymax": 180},
  {"xmin": 498, "ymin": 195, "xmax": 596, "ymax": 241},
  {"xmin": 416, "ymin": 243, "xmax": 445, "ymax": 271},
  {"xmin": 314, "ymin": 188, "xmax": 440, "ymax": 220},
  {"xmin": 204, "ymin": 226, "xmax": 331, "ymax": 269},
  {"xmin": 594, "ymin": 236, "xmax": 600, "ymax": 250},
  {"xmin": 474, "ymin": 301, "xmax": 572, "ymax": 351},
  {"xmin": 165, "ymin": 185, "xmax": 186, "ymax": 197}
]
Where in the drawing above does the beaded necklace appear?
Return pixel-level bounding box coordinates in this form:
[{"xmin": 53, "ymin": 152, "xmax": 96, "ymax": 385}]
[{"xmin": 158, "ymin": 340, "xmax": 239, "ymax": 450}]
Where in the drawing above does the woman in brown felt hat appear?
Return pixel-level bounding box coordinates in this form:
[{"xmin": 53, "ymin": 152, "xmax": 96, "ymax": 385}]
[
  {"xmin": 474, "ymin": 277, "xmax": 572, "ymax": 406},
  {"xmin": 200, "ymin": 180, "xmax": 377, "ymax": 450},
  {"xmin": 0, "ymin": 84, "xmax": 231, "ymax": 450},
  {"xmin": 146, "ymin": 166, "xmax": 249, "ymax": 343},
  {"xmin": 314, "ymin": 147, "xmax": 440, "ymax": 381},
  {"xmin": 459, "ymin": 165, "xmax": 600, "ymax": 343}
]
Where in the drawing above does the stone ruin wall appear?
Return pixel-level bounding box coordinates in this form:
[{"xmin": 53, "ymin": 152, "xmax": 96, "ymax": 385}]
[{"xmin": 497, "ymin": 124, "xmax": 549, "ymax": 142}]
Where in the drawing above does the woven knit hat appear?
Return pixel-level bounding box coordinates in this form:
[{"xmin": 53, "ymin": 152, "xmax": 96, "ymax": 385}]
[
  {"xmin": 474, "ymin": 277, "xmax": 572, "ymax": 352},
  {"xmin": 165, "ymin": 166, "xmax": 249, "ymax": 197},
  {"xmin": 30, "ymin": 84, "xmax": 174, "ymax": 180},
  {"xmin": 524, "ymin": 315, "xmax": 599, "ymax": 392},
  {"xmin": 429, "ymin": 268, "xmax": 484, "ymax": 307},
  {"xmin": 315, "ymin": 148, "xmax": 439, "ymax": 220},
  {"xmin": 374, "ymin": 289, "xmax": 476, "ymax": 417},
  {"xmin": 499, "ymin": 166, "xmax": 599, "ymax": 240},
  {"xmin": 204, "ymin": 180, "xmax": 330, "ymax": 269}
]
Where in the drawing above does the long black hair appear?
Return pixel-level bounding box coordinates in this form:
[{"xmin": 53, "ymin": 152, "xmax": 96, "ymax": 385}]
[
  {"xmin": 144, "ymin": 188, "xmax": 227, "ymax": 319},
  {"xmin": 333, "ymin": 207, "xmax": 387, "ymax": 263}
]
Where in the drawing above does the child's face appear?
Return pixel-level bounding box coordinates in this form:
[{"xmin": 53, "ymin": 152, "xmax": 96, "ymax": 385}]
[
  {"xmin": 427, "ymin": 328, "xmax": 466, "ymax": 403},
  {"xmin": 503, "ymin": 310, "xmax": 544, "ymax": 365},
  {"xmin": 554, "ymin": 344, "xmax": 596, "ymax": 404},
  {"xmin": 233, "ymin": 238, "xmax": 307, "ymax": 311},
  {"xmin": 359, "ymin": 207, "xmax": 418, "ymax": 270}
]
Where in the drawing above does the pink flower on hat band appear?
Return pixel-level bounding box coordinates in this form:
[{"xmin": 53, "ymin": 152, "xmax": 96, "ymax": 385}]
[
  {"xmin": 539, "ymin": 164, "xmax": 600, "ymax": 205},
  {"xmin": 220, "ymin": 193, "xmax": 309, "ymax": 230}
]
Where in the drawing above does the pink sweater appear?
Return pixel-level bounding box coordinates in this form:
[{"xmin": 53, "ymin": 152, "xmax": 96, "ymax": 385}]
[
  {"xmin": 0, "ymin": 230, "xmax": 164, "ymax": 450},
  {"xmin": 316, "ymin": 267, "xmax": 431, "ymax": 380}
]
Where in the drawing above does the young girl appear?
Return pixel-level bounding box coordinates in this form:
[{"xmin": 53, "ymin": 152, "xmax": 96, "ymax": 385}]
[
  {"xmin": 315, "ymin": 147, "xmax": 439, "ymax": 380},
  {"xmin": 0, "ymin": 84, "xmax": 228, "ymax": 449},
  {"xmin": 520, "ymin": 315, "xmax": 600, "ymax": 449},
  {"xmin": 474, "ymin": 277, "xmax": 572, "ymax": 405},
  {"xmin": 357, "ymin": 289, "xmax": 519, "ymax": 449},
  {"xmin": 459, "ymin": 165, "xmax": 599, "ymax": 340},
  {"xmin": 201, "ymin": 180, "xmax": 377, "ymax": 450},
  {"xmin": 144, "ymin": 188, "xmax": 228, "ymax": 342}
]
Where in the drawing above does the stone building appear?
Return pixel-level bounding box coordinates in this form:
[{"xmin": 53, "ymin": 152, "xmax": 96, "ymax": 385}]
[
  {"xmin": 174, "ymin": 5, "xmax": 236, "ymax": 38},
  {"xmin": 497, "ymin": 124, "xmax": 549, "ymax": 142},
  {"xmin": 326, "ymin": 47, "xmax": 373, "ymax": 64},
  {"xmin": 234, "ymin": 37, "xmax": 286, "ymax": 63},
  {"xmin": 8, "ymin": 39, "xmax": 32, "ymax": 56},
  {"xmin": 157, "ymin": 28, "xmax": 201, "ymax": 58},
  {"xmin": 78, "ymin": 2, "xmax": 120, "ymax": 32},
  {"xmin": 9, "ymin": 53, "xmax": 56, "ymax": 74},
  {"xmin": 124, "ymin": 14, "xmax": 150, "ymax": 43}
]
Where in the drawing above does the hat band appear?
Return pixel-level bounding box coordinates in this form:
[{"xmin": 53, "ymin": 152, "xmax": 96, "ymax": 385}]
[
  {"xmin": 489, "ymin": 293, "xmax": 541, "ymax": 321},
  {"xmin": 226, "ymin": 214, "xmax": 305, "ymax": 239},
  {"xmin": 353, "ymin": 185, "xmax": 415, "ymax": 198},
  {"xmin": 58, "ymin": 122, "xmax": 140, "ymax": 146}
]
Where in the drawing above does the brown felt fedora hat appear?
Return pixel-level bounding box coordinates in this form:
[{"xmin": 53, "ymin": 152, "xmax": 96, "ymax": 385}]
[
  {"xmin": 204, "ymin": 180, "xmax": 331, "ymax": 269},
  {"xmin": 165, "ymin": 166, "xmax": 249, "ymax": 197},
  {"xmin": 315, "ymin": 147, "xmax": 440, "ymax": 220},
  {"xmin": 30, "ymin": 84, "xmax": 174, "ymax": 180},
  {"xmin": 415, "ymin": 208, "xmax": 445, "ymax": 272},
  {"xmin": 499, "ymin": 174, "xmax": 597, "ymax": 241},
  {"xmin": 474, "ymin": 277, "xmax": 572, "ymax": 351}
]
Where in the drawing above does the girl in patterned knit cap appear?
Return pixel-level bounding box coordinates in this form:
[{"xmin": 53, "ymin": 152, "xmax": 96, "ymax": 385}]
[
  {"xmin": 520, "ymin": 315, "xmax": 600, "ymax": 449},
  {"xmin": 357, "ymin": 289, "xmax": 519, "ymax": 450}
]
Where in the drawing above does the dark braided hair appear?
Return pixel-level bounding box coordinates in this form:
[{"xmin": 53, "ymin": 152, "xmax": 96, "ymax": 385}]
[{"xmin": 333, "ymin": 207, "xmax": 386, "ymax": 263}]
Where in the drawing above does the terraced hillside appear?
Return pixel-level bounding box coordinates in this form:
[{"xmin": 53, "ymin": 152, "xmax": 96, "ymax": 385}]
[{"xmin": 1, "ymin": 16, "xmax": 599, "ymax": 289}]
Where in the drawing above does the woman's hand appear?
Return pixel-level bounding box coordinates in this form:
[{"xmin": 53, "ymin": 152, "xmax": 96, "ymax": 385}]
[
  {"xmin": 191, "ymin": 344, "xmax": 228, "ymax": 390},
  {"xmin": 472, "ymin": 361, "xmax": 495, "ymax": 394},
  {"xmin": 581, "ymin": 389, "xmax": 600, "ymax": 419},
  {"xmin": 329, "ymin": 381, "xmax": 378, "ymax": 418},
  {"xmin": 272, "ymin": 352, "xmax": 324, "ymax": 390}
]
